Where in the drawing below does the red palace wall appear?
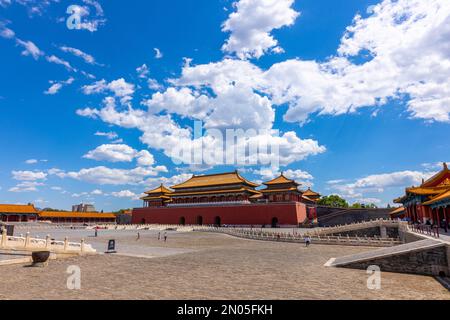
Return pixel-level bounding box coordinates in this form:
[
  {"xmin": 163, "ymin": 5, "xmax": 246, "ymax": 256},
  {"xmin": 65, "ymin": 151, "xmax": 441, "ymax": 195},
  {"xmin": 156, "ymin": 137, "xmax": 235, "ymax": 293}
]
[{"xmin": 132, "ymin": 202, "xmax": 309, "ymax": 226}]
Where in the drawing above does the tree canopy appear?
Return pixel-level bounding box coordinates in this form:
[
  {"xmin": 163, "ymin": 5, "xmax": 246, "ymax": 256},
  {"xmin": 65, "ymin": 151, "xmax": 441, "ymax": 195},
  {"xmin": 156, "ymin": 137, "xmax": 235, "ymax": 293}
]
[{"xmin": 317, "ymin": 195, "xmax": 349, "ymax": 208}]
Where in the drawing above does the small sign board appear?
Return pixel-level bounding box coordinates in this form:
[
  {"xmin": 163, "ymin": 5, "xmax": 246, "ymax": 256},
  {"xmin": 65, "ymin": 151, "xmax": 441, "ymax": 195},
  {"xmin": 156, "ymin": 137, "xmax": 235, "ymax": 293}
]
[{"xmin": 105, "ymin": 239, "xmax": 116, "ymax": 254}]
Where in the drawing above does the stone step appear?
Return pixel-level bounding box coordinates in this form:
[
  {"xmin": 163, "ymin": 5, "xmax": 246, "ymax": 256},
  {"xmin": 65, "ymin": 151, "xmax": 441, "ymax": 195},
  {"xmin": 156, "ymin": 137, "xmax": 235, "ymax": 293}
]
[{"xmin": 327, "ymin": 239, "xmax": 444, "ymax": 267}]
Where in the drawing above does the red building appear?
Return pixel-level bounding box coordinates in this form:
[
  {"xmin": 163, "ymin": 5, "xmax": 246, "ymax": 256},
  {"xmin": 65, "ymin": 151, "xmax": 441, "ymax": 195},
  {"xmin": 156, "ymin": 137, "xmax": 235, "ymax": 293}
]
[
  {"xmin": 394, "ymin": 163, "xmax": 450, "ymax": 226},
  {"xmin": 134, "ymin": 171, "xmax": 319, "ymax": 227}
]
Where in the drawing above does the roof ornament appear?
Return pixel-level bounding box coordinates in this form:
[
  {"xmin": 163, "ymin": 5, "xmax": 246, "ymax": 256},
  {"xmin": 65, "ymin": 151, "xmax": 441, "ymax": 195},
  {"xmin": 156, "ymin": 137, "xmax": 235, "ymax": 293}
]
[{"xmin": 444, "ymin": 162, "xmax": 448, "ymax": 170}]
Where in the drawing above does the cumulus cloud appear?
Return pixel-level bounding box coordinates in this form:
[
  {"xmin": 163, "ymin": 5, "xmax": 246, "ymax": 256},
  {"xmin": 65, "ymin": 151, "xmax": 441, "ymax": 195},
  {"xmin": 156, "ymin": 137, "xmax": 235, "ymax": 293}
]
[
  {"xmin": 327, "ymin": 169, "xmax": 438, "ymax": 204},
  {"xmin": 111, "ymin": 190, "xmax": 140, "ymax": 200},
  {"xmin": 222, "ymin": 0, "xmax": 300, "ymax": 59},
  {"xmin": 83, "ymin": 144, "xmax": 138, "ymax": 163},
  {"xmin": 53, "ymin": 166, "xmax": 166, "ymax": 185},
  {"xmin": 82, "ymin": 79, "xmax": 135, "ymax": 104},
  {"xmin": 83, "ymin": 144, "xmax": 158, "ymax": 168}
]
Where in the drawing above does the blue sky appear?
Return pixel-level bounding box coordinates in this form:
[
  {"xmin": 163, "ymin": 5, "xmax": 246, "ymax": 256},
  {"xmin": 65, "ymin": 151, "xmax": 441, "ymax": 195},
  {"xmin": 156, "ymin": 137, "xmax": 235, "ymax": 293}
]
[{"xmin": 0, "ymin": 0, "xmax": 449, "ymax": 211}]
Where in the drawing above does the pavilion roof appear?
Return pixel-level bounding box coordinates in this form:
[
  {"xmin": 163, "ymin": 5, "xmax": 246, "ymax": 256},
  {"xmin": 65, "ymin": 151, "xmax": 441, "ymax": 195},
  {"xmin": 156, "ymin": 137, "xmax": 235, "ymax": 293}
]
[
  {"xmin": 390, "ymin": 207, "xmax": 405, "ymax": 216},
  {"xmin": 171, "ymin": 171, "xmax": 259, "ymax": 189},
  {"xmin": 302, "ymin": 188, "xmax": 321, "ymax": 197},
  {"xmin": 423, "ymin": 189, "xmax": 450, "ymax": 206},
  {"xmin": 171, "ymin": 187, "xmax": 261, "ymax": 197},
  {"xmin": 405, "ymin": 186, "xmax": 445, "ymax": 196},
  {"xmin": 263, "ymin": 174, "xmax": 299, "ymax": 186},
  {"xmin": 144, "ymin": 184, "xmax": 173, "ymax": 195},
  {"xmin": 421, "ymin": 163, "xmax": 449, "ymax": 188},
  {"xmin": 0, "ymin": 204, "xmax": 38, "ymax": 214}
]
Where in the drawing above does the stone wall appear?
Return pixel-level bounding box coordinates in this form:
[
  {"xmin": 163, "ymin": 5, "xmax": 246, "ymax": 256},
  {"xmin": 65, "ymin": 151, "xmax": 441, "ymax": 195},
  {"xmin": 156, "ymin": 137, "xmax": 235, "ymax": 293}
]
[
  {"xmin": 317, "ymin": 207, "xmax": 391, "ymax": 227},
  {"xmin": 329, "ymin": 226, "xmax": 399, "ymax": 238},
  {"xmin": 341, "ymin": 246, "xmax": 449, "ymax": 276}
]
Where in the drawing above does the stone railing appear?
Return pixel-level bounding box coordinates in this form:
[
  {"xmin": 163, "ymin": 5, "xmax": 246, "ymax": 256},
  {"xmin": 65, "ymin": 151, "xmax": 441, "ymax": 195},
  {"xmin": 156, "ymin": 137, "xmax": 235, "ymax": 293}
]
[
  {"xmin": 90, "ymin": 224, "xmax": 195, "ymax": 232},
  {"xmin": 304, "ymin": 219, "xmax": 401, "ymax": 237},
  {"xmin": 195, "ymin": 226, "xmax": 401, "ymax": 247},
  {"xmin": 0, "ymin": 229, "xmax": 96, "ymax": 254},
  {"xmin": 407, "ymin": 223, "xmax": 442, "ymax": 239}
]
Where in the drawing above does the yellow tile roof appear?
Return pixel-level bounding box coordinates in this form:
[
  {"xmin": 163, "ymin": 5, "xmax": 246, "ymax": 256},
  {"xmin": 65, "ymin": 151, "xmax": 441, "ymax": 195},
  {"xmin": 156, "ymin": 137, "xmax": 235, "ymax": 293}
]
[
  {"xmin": 144, "ymin": 184, "xmax": 173, "ymax": 195},
  {"xmin": 140, "ymin": 195, "xmax": 172, "ymax": 201},
  {"xmin": 172, "ymin": 188, "xmax": 261, "ymax": 197},
  {"xmin": 38, "ymin": 211, "xmax": 116, "ymax": 219},
  {"xmin": 423, "ymin": 190, "xmax": 450, "ymax": 206},
  {"xmin": 390, "ymin": 207, "xmax": 405, "ymax": 215},
  {"xmin": 302, "ymin": 188, "xmax": 321, "ymax": 197},
  {"xmin": 0, "ymin": 204, "xmax": 38, "ymax": 214},
  {"xmin": 421, "ymin": 163, "xmax": 449, "ymax": 188},
  {"xmin": 171, "ymin": 171, "xmax": 259, "ymax": 189},
  {"xmin": 406, "ymin": 186, "xmax": 447, "ymax": 196},
  {"xmin": 263, "ymin": 174, "xmax": 298, "ymax": 186}
]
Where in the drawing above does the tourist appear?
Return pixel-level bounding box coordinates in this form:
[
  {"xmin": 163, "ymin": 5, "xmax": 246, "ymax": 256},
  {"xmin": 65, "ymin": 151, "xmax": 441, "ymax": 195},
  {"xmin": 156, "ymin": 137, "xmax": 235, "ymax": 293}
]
[
  {"xmin": 305, "ymin": 236, "xmax": 311, "ymax": 247},
  {"xmin": 94, "ymin": 228, "xmax": 98, "ymax": 238},
  {"xmin": 158, "ymin": 232, "xmax": 161, "ymax": 240},
  {"xmin": 164, "ymin": 232, "xmax": 167, "ymax": 242},
  {"xmin": 137, "ymin": 232, "xmax": 140, "ymax": 241},
  {"xmin": 442, "ymin": 219, "xmax": 448, "ymax": 233}
]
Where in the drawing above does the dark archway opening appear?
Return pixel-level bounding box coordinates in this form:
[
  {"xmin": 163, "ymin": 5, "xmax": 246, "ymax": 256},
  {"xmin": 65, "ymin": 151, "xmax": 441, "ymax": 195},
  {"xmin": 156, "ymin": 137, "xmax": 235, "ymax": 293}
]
[
  {"xmin": 141, "ymin": 218, "xmax": 146, "ymax": 224},
  {"xmin": 179, "ymin": 217, "xmax": 186, "ymax": 226},
  {"xmin": 196, "ymin": 216, "xmax": 203, "ymax": 226},
  {"xmin": 271, "ymin": 217, "xmax": 279, "ymax": 228},
  {"xmin": 214, "ymin": 216, "xmax": 221, "ymax": 227}
]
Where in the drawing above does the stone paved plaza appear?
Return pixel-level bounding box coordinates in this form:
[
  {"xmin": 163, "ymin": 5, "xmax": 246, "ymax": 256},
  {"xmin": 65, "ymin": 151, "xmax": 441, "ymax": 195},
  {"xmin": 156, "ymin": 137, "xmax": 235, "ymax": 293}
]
[{"xmin": 0, "ymin": 230, "xmax": 449, "ymax": 300}]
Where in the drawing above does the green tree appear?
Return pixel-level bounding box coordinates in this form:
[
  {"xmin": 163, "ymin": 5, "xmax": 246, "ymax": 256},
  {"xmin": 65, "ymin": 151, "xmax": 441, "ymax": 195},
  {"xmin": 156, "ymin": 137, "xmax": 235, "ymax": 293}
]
[{"xmin": 317, "ymin": 195, "xmax": 349, "ymax": 208}]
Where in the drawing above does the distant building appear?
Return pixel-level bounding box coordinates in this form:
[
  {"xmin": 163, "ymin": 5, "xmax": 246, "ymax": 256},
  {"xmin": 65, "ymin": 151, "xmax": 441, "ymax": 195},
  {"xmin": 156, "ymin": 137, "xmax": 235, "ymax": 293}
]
[
  {"xmin": 72, "ymin": 203, "xmax": 96, "ymax": 213},
  {"xmin": 133, "ymin": 171, "xmax": 320, "ymax": 227},
  {"xmin": 0, "ymin": 204, "xmax": 116, "ymax": 224}
]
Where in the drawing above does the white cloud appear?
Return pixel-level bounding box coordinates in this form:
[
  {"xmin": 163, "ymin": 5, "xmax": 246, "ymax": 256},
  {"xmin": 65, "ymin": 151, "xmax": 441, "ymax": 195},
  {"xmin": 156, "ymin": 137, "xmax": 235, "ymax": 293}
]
[
  {"xmin": 83, "ymin": 144, "xmax": 159, "ymax": 168},
  {"xmin": 222, "ymin": 0, "xmax": 300, "ymax": 59},
  {"xmin": 111, "ymin": 190, "xmax": 140, "ymax": 200},
  {"xmin": 154, "ymin": 48, "xmax": 163, "ymax": 59},
  {"xmin": 9, "ymin": 181, "xmax": 44, "ymax": 193},
  {"xmin": 25, "ymin": 159, "xmax": 38, "ymax": 164},
  {"xmin": 136, "ymin": 64, "xmax": 149, "ymax": 78},
  {"xmin": 46, "ymin": 55, "xmax": 76, "ymax": 72},
  {"xmin": 328, "ymin": 169, "xmax": 438, "ymax": 204},
  {"xmin": 82, "ymin": 79, "xmax": 135, "ymax": 104},
  {"xmin": 83, "ymin": 144, "xmax": 139, "ymax": 163},
  {"xmin": 12, "ymin": 170, "xmax": 47, "ymax": 181},
  {"xmin": 91, "ymin": 189, "xmax": 103, "ymax": 195},
  {"xmin": 60, "ymin": 46, "xmax": 96, "ymax": 65},
  {"xmin": 44, "ymin": 77, "xmax": 75, "ymax": 95},
  {"xmin": 94, "ymin": 131, "xmax": 119, "ymax": 140},
  {"xmin": 57, "ymin": 166, "xmax": 165, "ymax": 185},
  {"xmin": 15, "ymin": 39, "xmax": 43, "ymax": 60}
]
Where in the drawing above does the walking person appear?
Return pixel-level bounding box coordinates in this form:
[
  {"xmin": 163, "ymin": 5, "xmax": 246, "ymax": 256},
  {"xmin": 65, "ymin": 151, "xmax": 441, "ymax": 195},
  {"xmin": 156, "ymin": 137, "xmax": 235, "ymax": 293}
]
[
  {"xmin": 442, "ymin": 219, "xmax": 448, "ymax": 233},
  {"xmin": 136, "ymin": 232, "xmax": 140, "ymax": 241},
  {"xmin": 158, "ymin": 232, "xmax": 161, "ymax": 241},
  {"xmin": 164, "ymin": 232, "xmax": 167, "ymax": 242},
  {"xmin": 94, "ymin": 227, "xmax": 98, "ymax": 238}
]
